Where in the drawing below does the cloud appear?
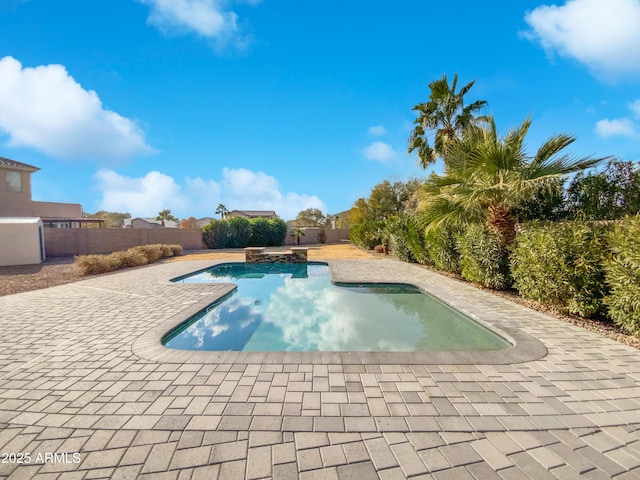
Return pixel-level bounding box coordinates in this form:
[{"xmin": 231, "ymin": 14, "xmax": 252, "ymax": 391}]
[
  {"xmin": 523, "ymin": 0, "xmax": 640, "ymax": 78},
  {"xmin": 0, "ymin": 56, "xmax": 155, "ymax": 162},
  {"xmin": 595, "ymin": 118, "xmax": 638, "ymax": 138},
  {"xmin": 363, "ymin": 141, "xmax": 398, "ymax": 165},
  {"xmin": 367, "ymin": 125, "xmax": 386, "ymax": 136},
  {"xmin": 138, "ymin": 0, "xmax": 255, "ymax": 50},
  {"xmin": 595, "ymin": 99, "xmax": 640, "ymax": 138},
  {"xmin": 94, "ymin": 167, "xmax": 326, "ymax": 219}
]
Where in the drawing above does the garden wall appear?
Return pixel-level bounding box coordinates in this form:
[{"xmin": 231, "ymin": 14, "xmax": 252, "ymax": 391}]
[
  {"xmin": 284, "ymin": 228, "xmax": 350, "ymax": 245},
  {"xmin": 44, "ymin": 228, "xmax": 204, "ymax": 257}
]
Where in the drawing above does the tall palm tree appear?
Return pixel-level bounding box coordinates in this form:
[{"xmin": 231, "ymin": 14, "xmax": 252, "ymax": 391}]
[
  {"xmin": 156, "ymin": 209, "xmax": 178, "ymax": 227},
  {"xmin": 419, "ymin": 117, "xmax": 607, "ymax": 247},
  {"xmin": 215, "ymin": 204, "xmax": 229, "ymax": 219},
  {"xmin": 408, "ymin": 73, "xmax": 488, "ymax": 169}
]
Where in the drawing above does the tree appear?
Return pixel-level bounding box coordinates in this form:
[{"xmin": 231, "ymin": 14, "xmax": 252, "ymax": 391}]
[
  {"xmin": 215, "ymin": 204, "xmax": 229, "ymax": 219},
  {"xmin": 180, "ymin": 217, "xmax": 198, "ymax": 228},
  {"xmin": 290, "ymin": 227, "xmax": 305, "ymax": 246},
  {"xmin": 293, "ymin": 208, "xmax": 331, "ymax": 227},
  {"xmin": 419, "ymin": 117, "xmax": 607, "ymax": 248},
  {"xmin": 156, "ymin": 209, "xmax": 178, "ymax": 226},
  {"xmin": 84, "ymin": 211, "xmax": 131, "ymax": 228},
  {"xmin": 567, "ymin": 160, "xmax": 640, "ymax": 220},
  {"xmin": 408, "ymin": 73, "xmax": 488, "ymax": 169}
]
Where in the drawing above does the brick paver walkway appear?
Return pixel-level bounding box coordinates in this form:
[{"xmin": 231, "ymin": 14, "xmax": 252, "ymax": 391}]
[{"xmin": 1, "ymin": 259, "xmax": 640, "ymax": 479}]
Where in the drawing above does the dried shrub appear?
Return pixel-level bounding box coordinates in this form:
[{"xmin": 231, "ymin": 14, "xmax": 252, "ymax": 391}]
[
  {"xmin": 75, "ymin": 243, "xmax": 180, "ymax": 275},
  {"xmin": 374, "ymin": 244, "xmax": 386, "ymax": 253},
  {"xmin": 74, "ymin": 254, "xmax": 121, "ymax": 275}
]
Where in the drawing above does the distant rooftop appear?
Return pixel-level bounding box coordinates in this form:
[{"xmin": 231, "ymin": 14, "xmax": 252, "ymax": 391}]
[
  {"xmin": 228, "ymin": 210, "xmax": 277, "ymax": 218},
  {"xmin": 0, "ymin": 156, "xmax": 40, "ymax": 172}
]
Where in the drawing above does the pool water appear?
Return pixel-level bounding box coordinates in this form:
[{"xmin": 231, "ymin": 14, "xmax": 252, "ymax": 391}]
[{"xmin": 165, "ymin": 263, "xmax": 511, "ymax": 352}]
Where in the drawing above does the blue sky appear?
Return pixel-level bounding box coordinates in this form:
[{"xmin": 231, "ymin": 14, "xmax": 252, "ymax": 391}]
[{"xmin": 1, "ymin": 0, "xmax": 639, "ymax": 221}]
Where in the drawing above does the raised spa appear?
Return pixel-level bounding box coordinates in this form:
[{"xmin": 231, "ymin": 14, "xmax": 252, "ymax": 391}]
[{"xmin": 165, "ymin": 262, "xmax": 511, "ymax": 352}]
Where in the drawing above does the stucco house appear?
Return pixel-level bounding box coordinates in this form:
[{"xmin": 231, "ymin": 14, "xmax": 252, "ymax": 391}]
[
  {"xmin": 0, "ymin": 156, "xmax": 92, "ymax": 227},
  {"xmin": 131, "ymin": 217, "xmax": 179, "ymax": 228}
]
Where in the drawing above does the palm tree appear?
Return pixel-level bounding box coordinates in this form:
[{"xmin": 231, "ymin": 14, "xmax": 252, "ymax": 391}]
[
  {"xmin": 419, "ymin": 117, "xmax": 607, "ymax": 248},
  {"xmin": 215, "ymin": 204, "xmax": 229, "ymax": 219},
  {"xmin": 156, "ymin": 209, "xmax": 178, "ymax": 227},
  {"xmin": 408, "ymin": 73, "xmax": 488, "ymax": 169}
]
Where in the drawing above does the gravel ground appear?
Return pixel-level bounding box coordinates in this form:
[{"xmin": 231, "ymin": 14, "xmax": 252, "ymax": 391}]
[{"xmin": 1, "ymin": 245, "xmax": 637, "ymax": 349}]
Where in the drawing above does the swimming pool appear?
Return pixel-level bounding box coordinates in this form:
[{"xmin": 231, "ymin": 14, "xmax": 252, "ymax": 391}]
[{"xmin": 164, "ymin": 262, "xmax": 511, "ymax": 352}]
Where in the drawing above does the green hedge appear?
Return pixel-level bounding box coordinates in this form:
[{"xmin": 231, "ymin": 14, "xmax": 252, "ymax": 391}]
[
  {"xmin": 510, "ymin": 222, "xmax": 609, "ymax": 317},
  {"xmin": 457, "ymin": 224, "xmax": 511, "ymax": 290},
  {"xmin": 424, "ymin": 223, "xmax": 461, "ymax": 273},
  {"xmin": 203, "ymin": 217, "xmax": 287, "ymax": 249},
  {"xmin": 604, "ymin": 217, "xmax": 640, "ymax": 333},
  {"xmin": 387, "ymin": 216, "xmax": 415, "ymax": 263},
  {"xmin": 349, "ymin": 221, "xmax": 383, "ymax": 250}
]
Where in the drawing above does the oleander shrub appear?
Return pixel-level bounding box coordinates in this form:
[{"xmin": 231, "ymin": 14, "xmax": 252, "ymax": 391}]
[
  {"xmin": 405, "ymin": 217, "xmax": 428, "ymax": 265},
  {"xmin": 424, "ymin": 223, "xmax": 461, "ymax": 273},
  {"xmin": 604, "ymin": 217, "xmax": 640, "ymax": 334},
  {"xmin": 387, "ymin": 216, "xmax": 415, "ymax": 263},
  {"xmin": 457, "ymin": 223, "xmax": 512, "ymax": 290},
  {"xmin": 510, "ymin": 222, "xmax": 609, "ymax": 317}
]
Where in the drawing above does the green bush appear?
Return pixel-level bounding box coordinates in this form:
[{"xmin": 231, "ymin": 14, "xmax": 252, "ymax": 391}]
[
  {"xmin": 387, "ymin": 215, "xmax": 418, "ymax": 263},
  {"xmin": 604, "ymin": 217, "xmax": 640, "ymax": 334},
  {"xmin": 202, "ymin": 219, "xmax": 226, "ymax": 248},
  {"xmin": 349, "ymin": 221, "xmax": 383, "ymax": 250},
  {"xmin": 424, "ymin": 223, "xmax": 461, "ymax": 273},
  {"xmin": 405, "ymin": 217, "xmax": 428, "ymax": 264},
  {"xmin": 266, "ymin": 218, "xmax": 287, "ymax": 246},
  {"xmin": 457, "ymin": 223, "xmax": 512, "ymax": 290},
  {"xmin": 248, "ymin": 218, "xmax": 271, "ymax": 246},
  {"xmin": 225, "ymin": 217, "xmax": 252, "ymax": 248},
  {"xmin": 510, "ymin": 222, "xmax": 609, "ymax": 317}
]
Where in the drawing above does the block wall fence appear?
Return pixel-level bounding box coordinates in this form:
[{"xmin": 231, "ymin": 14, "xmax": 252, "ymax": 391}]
[{"xmin": 44, "ymin": 228, "xmax": 205, "ymax": 257}]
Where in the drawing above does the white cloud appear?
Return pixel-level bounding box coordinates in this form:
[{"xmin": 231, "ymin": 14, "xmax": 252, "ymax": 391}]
[
  {"xmin": 629, "ymin": 99, "xmax": 640, "ymax": 118},
  {"xmin": 595, "ymin": 118, "xmax": 638, "ymax": 138},
  {"xmin": 523, "ymin": 0, "xmax": 640, "ymax": 78},
  {"xmin": 363, "ymin": 141, "xmax": 398, "ymax": 165},
  {"xmin": 367, "ymin": 125, "xmax": 386, "ymax": 136},
  {"xmin": 0, "ymin": 56, "xmax": 154, "ymax": 161},
  {"xmin": 138, "ymin": 0, "xmax": 255, "ymax": 50},
  {"xmin": 94, "ymin": 167, "xmax": 326, "ymax": 219}
]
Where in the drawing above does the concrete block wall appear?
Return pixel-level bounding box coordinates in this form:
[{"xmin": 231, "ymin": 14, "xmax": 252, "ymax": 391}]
[
  {"xmin": 44, "ymin": 228, "xmax": 204, "ymax": 257},
  {"xmin": 285, "ymin": 228, "xmax": 349, "ymax": 245}
]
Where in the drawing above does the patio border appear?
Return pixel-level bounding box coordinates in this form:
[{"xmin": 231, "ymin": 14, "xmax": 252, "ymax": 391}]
[{"xmin": 132, "ymin": 260, "xmax": 547, "ymax": 365}]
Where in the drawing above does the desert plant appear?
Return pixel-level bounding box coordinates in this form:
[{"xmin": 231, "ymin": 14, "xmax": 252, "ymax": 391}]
[
  {"xmin": 75, "ymin": 244, "xmax": 181, "ymax": 275},
  {"xmin": 604, "ymin": 217, "xmax": 640, "ymax": 334},
  {"xmin": 318, "ymin": 228, "xmax": 327, "ymax": 244},
  {"xmin": 374, "ymin": 244, "xmax": 386, "ymax": 254},
  {"xmin": 510, "ymin": 222, "xmax": 609, "ymax": 317},
  {"xmin": 457, "ymin": 223, "xmax": 511, "ymax": 289}
]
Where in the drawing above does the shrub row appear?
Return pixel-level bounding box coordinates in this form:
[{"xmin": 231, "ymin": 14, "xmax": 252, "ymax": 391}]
[
  {"xmin": 391, "ymin": 215, "xmax": 640, "ymax": 332},
  {"xmin": 75, "ymin": 244, "xmax": 183, "ymax": 275},
  {"xmin": 202, "ymin": 217, "xmax": 287, "ymax": 249}
]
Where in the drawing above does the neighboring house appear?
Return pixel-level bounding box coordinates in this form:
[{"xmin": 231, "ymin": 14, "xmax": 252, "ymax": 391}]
[
  {"xmin": 196, "ymin": 217, "xmax": 214, "ymax": 228},
  {"xmin": 131, "ymin": 217, "xmax": 179, "ymax": 228},
  {"xmin": 0, "ymin": 156, "xmax": 96, "ymax": 228},
  {"xmin": 227, "ymin": 210, "xmax": 277, "ymax": 219}
]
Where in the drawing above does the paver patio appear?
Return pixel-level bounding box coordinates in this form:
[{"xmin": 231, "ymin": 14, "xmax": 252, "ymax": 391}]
[{"xmin": 1, "ymin": 258, "xmax": 640, "ymax": 479}]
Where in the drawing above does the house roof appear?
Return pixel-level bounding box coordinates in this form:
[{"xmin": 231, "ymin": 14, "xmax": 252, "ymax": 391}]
[
  {"xmin": 133, "ymin": 217, "xmax": 179, "ymax": 228},
  {"xmin": 0, "ymin": 156, "xmax": 40, "ymax": 172},
  {"xmin": 228, "ymin": 210, "xmax": 277, "ymax": 218}
]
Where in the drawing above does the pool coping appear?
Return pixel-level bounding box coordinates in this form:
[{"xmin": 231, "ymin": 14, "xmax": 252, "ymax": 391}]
[{"xmin": 132, "ymin": 260, "xmax": 547, "ymax": 365}]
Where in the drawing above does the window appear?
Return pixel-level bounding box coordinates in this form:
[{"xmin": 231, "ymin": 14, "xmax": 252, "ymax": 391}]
[{"xmin": 6, "ymin": 171, "xmax": 22, "ymax": 193}]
